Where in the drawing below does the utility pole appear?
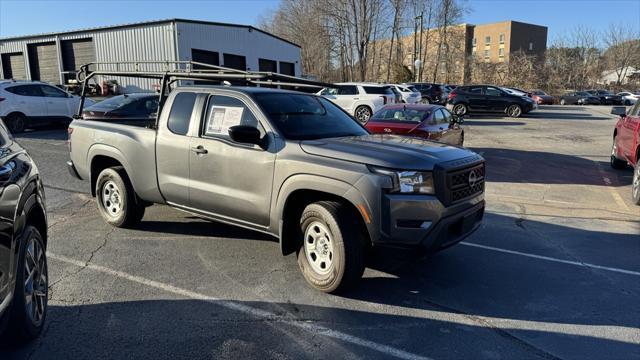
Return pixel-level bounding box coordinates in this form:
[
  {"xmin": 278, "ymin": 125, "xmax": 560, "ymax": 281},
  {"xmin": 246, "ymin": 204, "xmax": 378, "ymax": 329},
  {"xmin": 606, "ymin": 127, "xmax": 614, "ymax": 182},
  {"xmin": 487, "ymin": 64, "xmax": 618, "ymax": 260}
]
[
  {"xmin": 414, "ymin": 13, "xmax": 423, "ymax": 82},
  {"xmin": 418, "ymin": 11, "xmax": 424, "ymax": 81}
]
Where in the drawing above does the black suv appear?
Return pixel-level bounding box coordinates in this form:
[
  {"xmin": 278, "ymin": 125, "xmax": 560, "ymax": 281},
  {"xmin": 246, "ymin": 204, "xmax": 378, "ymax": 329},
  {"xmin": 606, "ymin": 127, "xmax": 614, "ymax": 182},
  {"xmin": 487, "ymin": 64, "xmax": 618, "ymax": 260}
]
[
  {"xmin": 447, "ymin": 85, "xmax": 535, "ymax": 118},
  {"xmin": 406, "ymin": 83, "xmax": 447, "ymax": 104},
  {"xmin": 0, "ymin": 121, "xmax": 48, "ymax": 344}
]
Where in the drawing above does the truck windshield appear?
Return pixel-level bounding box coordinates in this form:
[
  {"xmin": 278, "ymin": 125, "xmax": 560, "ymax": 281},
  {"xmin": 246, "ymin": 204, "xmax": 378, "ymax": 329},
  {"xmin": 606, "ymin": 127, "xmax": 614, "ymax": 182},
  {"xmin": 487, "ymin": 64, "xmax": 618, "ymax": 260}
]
[{"xmin": 254, "ymin": 93, "xmax": 369, "ymax": 140}]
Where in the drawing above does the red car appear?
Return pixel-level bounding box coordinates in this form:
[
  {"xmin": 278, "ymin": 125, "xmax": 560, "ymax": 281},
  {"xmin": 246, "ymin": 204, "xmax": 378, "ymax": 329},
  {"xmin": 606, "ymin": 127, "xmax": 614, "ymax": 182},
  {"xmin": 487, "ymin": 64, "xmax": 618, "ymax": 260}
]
[
  {"xmin": 365, "ymin": 104, "xmax": 464, "ymax": 146},
  {"xmin": 531, "ymin": 90, "xmax": 555, "ymax": 105},
  {"xmin": 611, "ymin": 105, "xmax": 640, "ymax": 205}
]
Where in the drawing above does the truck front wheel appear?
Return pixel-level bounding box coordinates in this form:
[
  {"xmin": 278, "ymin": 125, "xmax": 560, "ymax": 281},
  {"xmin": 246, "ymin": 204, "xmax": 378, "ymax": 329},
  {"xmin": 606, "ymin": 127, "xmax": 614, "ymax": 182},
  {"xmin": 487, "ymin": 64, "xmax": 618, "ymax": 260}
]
[
  {"xmin": 95, "ymin": 166, "xmax": 145, "ymax": 227},
  {"xmin": 297, "ymin": 201, "xmax": 365, "ymax": 293}
]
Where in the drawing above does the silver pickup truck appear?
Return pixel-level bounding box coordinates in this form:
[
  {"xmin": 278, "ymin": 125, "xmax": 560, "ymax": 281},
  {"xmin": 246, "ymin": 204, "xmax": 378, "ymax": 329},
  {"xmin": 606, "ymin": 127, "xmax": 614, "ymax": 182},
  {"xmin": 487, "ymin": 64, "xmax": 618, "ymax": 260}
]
[{"xmin": 67, "ymin": 85, "xmax": 485, "ymax": 293}]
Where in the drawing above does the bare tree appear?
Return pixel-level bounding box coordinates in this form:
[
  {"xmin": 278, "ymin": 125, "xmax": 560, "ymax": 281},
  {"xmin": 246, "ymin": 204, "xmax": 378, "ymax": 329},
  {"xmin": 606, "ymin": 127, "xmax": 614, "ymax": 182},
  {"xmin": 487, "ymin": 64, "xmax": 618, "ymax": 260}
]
[{"xmin": 603, "ymin": 24, "xmax": 640, "ymax": 86}]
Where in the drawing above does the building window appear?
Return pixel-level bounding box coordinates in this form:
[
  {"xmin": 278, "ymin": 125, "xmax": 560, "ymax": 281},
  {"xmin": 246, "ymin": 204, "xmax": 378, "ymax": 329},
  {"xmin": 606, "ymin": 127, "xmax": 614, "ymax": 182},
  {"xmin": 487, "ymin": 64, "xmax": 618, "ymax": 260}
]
[
  {"xmin": 529, "ymin": 42, "xmax": 534, "ymax": 51},
  {"xmin": 484, "ymin": 49, "xmax": 489, "ymax": 58},
  {"xmin": 499, "ymin": 34, "xmax": 505, "ymax": 43},
  {"xmin": 498, "ymin": 48, "xmax": 504, "ymax": 57},
  {"xmin": 485, "ymin": 36, "xmax": 491, "ymax": 44}
]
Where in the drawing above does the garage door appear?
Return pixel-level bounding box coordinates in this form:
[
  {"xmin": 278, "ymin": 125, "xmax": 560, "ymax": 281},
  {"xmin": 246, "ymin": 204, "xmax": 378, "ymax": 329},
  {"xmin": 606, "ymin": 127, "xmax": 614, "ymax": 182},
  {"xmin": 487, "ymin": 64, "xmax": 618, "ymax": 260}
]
[
  {"xmin": 258, "ymin": 58, "xmax": 277, "ymax": 73},
  {"xmin": 61, "ymin": 38, "xmax": 95, "ymax": 72},
  {"xmin": 279, "ymin": 61, "xmax": 295, "ymax": 76},
  {"xmin": 1, "ymin": 52, "xmax": 26, "ymax": 79},
  {"xmin": 28, "ymin": 42, "xmax": 59, "ymax": 84},
  {"xmin": 191, "ymin": 49, "xmax": 219, "ymax": 84}
]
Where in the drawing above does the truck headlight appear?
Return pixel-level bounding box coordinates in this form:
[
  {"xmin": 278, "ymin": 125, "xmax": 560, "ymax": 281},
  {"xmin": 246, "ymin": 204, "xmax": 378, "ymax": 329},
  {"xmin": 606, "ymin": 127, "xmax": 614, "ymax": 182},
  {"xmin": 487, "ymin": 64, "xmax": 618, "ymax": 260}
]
[{"xmin": 369, "ymin": 166, "xmax": 435, "ymax": 194}]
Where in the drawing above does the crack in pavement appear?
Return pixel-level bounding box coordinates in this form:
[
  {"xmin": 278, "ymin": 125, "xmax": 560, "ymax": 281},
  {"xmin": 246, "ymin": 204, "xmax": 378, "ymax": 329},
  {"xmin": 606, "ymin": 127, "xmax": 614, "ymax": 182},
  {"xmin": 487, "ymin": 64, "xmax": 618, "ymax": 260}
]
[
  {"xmin": 47, "ymin": 227, "xmax": 115, "ymax": 290},
  {"xmin": 47, "ymin": 199, "xmax": 93, "ymax": 230}
]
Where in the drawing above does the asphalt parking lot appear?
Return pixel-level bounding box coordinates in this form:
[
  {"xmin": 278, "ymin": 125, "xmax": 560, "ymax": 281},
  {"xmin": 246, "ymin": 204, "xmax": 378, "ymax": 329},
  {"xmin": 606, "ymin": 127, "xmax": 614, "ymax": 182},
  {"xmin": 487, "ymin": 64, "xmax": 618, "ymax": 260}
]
[{"xmin": 2, "ymin": 105, "xmax": 639, "ymax": 360}]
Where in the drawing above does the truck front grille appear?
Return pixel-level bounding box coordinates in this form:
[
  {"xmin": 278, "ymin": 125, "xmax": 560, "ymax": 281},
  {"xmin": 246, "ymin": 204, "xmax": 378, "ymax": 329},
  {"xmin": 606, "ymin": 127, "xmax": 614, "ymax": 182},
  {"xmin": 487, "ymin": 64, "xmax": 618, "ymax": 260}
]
[{"xmin": 447, "ymin": 164, "xmax": 485, "ymax": 203}]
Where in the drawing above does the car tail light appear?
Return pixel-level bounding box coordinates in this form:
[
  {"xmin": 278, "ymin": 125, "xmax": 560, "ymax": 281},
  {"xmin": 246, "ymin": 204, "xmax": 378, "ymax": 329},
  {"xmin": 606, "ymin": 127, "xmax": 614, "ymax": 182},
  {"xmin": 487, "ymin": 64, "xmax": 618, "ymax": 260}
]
[
  {"xmin": 381, "ymin": 95, "xmax": 387, "ymax": 105},
  {"xmin": 67, "ymin": 127, "xmax": 73, "ymax": 152},
  {"xmin": 448, "ymin": 91, "xmax": 457, "ymax": 101}
]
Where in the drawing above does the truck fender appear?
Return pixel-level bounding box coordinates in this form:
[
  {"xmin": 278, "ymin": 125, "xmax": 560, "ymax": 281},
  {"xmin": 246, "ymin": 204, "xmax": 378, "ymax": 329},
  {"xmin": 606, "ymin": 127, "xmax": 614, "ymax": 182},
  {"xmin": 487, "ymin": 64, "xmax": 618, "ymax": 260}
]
[
  {"xmin": 272, "ymin": 174, "xmax": 374, "ymax": 255},
  {"xmin": 86, "ymin": 144, "xmax": 136, "ymax": 195}
]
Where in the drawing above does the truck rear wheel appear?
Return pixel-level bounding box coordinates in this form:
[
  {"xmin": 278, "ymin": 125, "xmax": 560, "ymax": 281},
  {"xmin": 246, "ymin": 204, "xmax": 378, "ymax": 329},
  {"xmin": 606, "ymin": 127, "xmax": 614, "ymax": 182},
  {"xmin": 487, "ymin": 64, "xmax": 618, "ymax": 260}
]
[
  {"xmin": 96, "ymin": 166, "xmax": 145, "ymax": 228},
  {"xmin": 297, "ymin": 201, "xmax": 365, "ymax": 293}
]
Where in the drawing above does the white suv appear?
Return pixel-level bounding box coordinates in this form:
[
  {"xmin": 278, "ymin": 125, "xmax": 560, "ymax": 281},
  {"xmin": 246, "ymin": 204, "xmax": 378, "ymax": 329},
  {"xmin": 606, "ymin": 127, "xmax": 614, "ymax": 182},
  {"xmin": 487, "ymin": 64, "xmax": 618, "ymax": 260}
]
[
  {"xmin": 0, "ymin": 80, "xmax": 94, "ymax": 133},
  {"xmin": 318, "ymin": 83, "xmax": 395, "ymax": 123}
]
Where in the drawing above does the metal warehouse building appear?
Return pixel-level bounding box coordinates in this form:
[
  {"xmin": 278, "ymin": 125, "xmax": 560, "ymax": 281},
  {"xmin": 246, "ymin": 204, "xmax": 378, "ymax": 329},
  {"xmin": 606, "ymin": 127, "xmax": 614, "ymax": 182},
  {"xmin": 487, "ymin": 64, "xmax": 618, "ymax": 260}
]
[{"xmin": 0, "ymin": 18, "xmax": 301, "ymax": 91}]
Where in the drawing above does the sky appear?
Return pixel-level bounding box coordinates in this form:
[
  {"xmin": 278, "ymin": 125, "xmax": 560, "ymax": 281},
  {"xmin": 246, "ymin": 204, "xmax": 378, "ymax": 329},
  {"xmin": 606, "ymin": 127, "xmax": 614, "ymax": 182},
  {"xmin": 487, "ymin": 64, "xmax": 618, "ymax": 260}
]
[{"xmin": 0, "ymin": 0, "xmax": 638, "ymax": 42}]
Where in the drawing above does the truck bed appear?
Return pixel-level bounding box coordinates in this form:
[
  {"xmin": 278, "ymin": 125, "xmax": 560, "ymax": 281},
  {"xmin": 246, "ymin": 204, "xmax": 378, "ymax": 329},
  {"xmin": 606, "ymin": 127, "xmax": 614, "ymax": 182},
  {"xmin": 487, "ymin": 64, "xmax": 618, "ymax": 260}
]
[{"xmin": 68, "ymin": 119, "xmax": 165, "ymax": 203}]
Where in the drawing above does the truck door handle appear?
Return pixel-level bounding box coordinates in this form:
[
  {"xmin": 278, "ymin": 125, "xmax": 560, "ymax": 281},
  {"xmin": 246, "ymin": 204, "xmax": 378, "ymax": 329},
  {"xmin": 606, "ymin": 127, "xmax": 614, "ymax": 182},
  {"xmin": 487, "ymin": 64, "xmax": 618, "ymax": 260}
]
[{"xmin": 191, "ymin": 145, "xmax": 208, "ymax": 155}]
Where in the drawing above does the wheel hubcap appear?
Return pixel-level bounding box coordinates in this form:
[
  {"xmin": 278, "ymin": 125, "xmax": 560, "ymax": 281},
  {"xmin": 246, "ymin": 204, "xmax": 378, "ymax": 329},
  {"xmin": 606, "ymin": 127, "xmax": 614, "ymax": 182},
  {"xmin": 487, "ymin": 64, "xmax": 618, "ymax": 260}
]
[
  {"xmin": 102, "ymin": 180, "xmax": 123, "ymax": 216},
  {"xmin": 303, "ymin": 221, "xmax": 334, "ymax": 275},
  {"xmin": 356, "ymin": 108, "xmax": 370, "ymax": 122},
  {"xmin": 24, "ymin": 235, "xmax": 47, "ymax": 326}
]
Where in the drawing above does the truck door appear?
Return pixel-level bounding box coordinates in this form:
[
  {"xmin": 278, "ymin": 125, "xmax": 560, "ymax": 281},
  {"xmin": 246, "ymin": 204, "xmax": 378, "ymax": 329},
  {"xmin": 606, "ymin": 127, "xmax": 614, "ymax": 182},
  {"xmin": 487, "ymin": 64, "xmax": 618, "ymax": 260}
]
[
  {"xmin": 155, "ymin": 91, "xmax": 199, "ymax": 206},
  {"xmin": 188, "ymin": 93, "xmax": 276, "ymax": 227}
]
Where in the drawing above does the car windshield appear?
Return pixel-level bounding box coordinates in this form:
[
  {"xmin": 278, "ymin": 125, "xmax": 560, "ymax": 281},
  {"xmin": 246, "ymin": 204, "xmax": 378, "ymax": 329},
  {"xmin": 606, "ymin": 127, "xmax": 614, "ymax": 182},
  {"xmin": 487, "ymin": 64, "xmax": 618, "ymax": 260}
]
[
  {"xmin": 370, "ymin": 108, "xmax": 429, "ymax": 123},
  {"xmin": 407, "ymin": 86, "xmax": 419, "ymax": 92},
  {"xmin": 254, "ymin": 93, "xmax": 368, "ymax": 140},
  {"xmin": 576, "ymin": 92, "xmax": 591, "ymax": 96}
]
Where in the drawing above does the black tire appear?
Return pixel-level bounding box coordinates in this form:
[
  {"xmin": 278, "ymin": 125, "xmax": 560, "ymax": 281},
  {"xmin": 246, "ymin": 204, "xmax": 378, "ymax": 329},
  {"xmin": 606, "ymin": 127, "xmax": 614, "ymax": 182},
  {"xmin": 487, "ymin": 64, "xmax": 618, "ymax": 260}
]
[
  {"xmin": 5, "ymin": 113, "xmax": 27, "ymax": 133},
  {"xmin": 610, "ymin": 137, "xmax": 627, "ymax": 169},
  {"xmin": 452, "ymin": 103, "xmax": 467, "ymax": 116},
  {"xmin": 507, "ymin": 104, "xmax": 522, "ymax": 118},
  {"xmin": 624, "ymin": 99, "xmax": 632, "ymax": 106},
  {"xmin": 354, "ymin": 105, "xmax": 372, "ymax": 124},
  {"xmin": 422, "ymin": 97, "xmax": 431, "ymax": 104},
  {"xmin": 633, "ymin": 161, "xmax": 640, "ymax": 205},
  {"xmin": 95, "ymin": 166, "xmax": 145, "ymax": 228},
  {"xmin": 3, "ymin": 226, "xmax": 48, "ymax": 344},
  {"xmin": 297, "ymin": 201, "xmax": 366, "ymax": 293}
]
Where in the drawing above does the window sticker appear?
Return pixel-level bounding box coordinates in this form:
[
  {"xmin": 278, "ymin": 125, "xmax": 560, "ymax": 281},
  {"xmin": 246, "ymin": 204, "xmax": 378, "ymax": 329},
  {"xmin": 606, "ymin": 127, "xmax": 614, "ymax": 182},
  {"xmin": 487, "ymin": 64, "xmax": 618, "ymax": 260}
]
[{"xmin": 206, "ymin": 106, "xmax": 244, "ymax": 135}]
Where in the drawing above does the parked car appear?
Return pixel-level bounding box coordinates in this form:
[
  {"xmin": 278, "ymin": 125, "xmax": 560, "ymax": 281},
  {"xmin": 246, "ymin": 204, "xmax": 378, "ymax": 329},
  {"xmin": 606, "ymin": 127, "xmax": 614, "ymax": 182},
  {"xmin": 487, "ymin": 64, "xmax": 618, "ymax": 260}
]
[
  {"xmin": 617, "ymin": 91, "xmax": 639, "ymax": 106},
  {"xmin": 610, "ymin": 105, "xmax": 640, "ymax": 205},
  {"xmin": 68, "ymin": 86, "xmax": 485, "ymax": 293},
  {"xmin": 0, "ymin": 80, "xmax": 95, "ymax": 133},
  {"xmin": 531, "ymin": 90, "xmax": 555, "ymax": 105},
  {"xmin": 390, "ymin": 84, "xmax": 421, "ymax": 104},
  {"xmin": 0, "ymin": 120, "xmax": 48, "ymax": 342},
  {"xmin": 318, "ymin": 83, "xmax": 395, "ymax": 123},
  {"xmin": 502, "ymin": 87, "xmax": 529, "ymax": 97},
  {"xmin": 559, "ymin": 91, "xmax": 601, "ymax": 105},
  {"xmin": 447, "ymin": 85, "xmax": 535, "ymax": 118},
  {"xmin": 365, "ymin": 104, "xmax": 464, "ymax": 146},
  {"xmin": 406, "ymin": 82, "xmax": 446, "ymax": 104},
  {"xmin": 586, "ymin": 89, "xmax": 623, "ymax": 105},
  {"xmin": 82, "ymin": 93, "xmax": 159, "ymax": 127}
]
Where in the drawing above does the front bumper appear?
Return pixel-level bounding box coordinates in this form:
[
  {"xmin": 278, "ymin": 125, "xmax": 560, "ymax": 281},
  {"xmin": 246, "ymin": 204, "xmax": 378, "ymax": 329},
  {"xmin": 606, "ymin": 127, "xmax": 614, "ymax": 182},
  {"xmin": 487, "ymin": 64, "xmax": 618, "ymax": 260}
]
[
  {"xmin": 375, "ymin": 192, "xmax": 484, "ymax": 252},
  {"xmin": 67, "ymin": 160, "xmax": 82, "ymax": 180}
]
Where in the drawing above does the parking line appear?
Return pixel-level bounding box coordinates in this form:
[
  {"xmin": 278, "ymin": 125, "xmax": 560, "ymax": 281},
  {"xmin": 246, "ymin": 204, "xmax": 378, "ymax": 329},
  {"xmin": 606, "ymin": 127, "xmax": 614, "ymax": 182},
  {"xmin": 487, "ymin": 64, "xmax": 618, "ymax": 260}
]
[
  {"xmin": 48, "ymin": 253, "xmax": 431, "ymax": 360},
  {"xmin": 460, "ymin": 242, "xmax": 640, "ymax": 276}
]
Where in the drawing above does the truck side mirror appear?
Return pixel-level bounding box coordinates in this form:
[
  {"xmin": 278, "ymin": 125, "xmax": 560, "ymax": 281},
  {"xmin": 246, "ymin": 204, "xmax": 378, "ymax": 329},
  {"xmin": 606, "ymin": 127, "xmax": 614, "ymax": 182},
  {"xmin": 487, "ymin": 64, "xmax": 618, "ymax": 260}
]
[
  {"xmin": 611, "ymin": 106, "xmax": 627, "ymax": 117},
  {"xmin": 228, "ymin": 125, "xmax": 264, "ymax": 148}
]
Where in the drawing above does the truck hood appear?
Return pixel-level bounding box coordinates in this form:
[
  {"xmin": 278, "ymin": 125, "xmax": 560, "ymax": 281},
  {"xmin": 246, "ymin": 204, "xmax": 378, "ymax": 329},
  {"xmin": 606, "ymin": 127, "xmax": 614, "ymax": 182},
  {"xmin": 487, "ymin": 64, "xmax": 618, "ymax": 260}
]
[{"xmin": 300, "ymin": 134, "xmax": 480, "ymax": 170}]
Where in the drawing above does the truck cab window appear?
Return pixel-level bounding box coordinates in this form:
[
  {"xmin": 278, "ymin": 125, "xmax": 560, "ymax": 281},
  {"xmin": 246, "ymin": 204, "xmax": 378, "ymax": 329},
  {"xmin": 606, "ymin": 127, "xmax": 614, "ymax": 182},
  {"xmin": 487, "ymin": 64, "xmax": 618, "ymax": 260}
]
[{"xmin": 167, "ymin": 92, "xmax": 197, "ymax": 135}]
